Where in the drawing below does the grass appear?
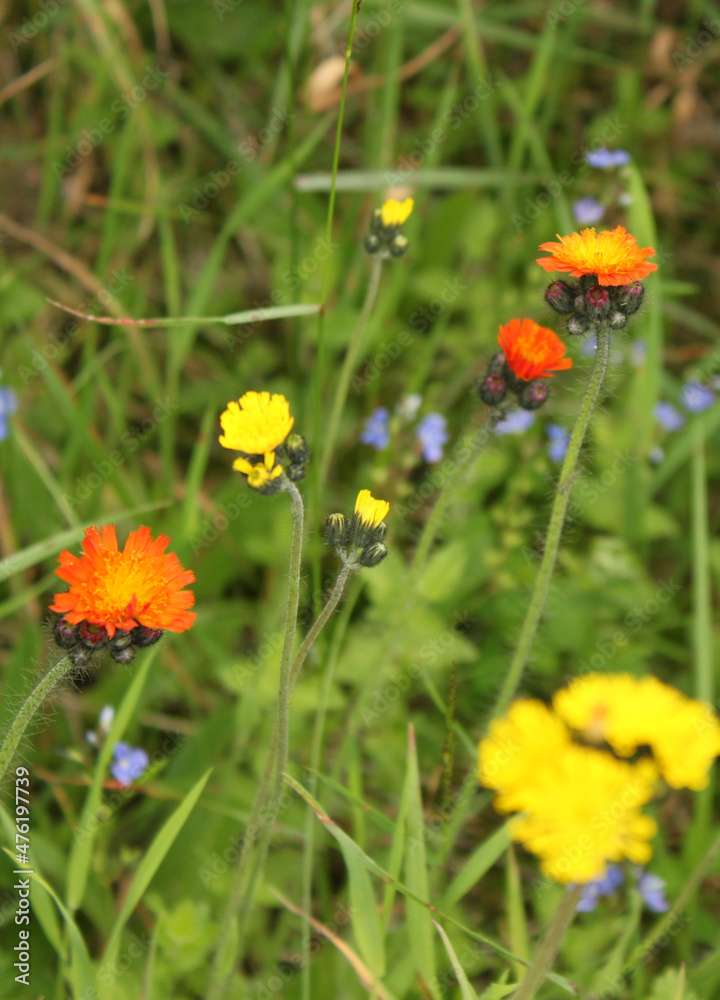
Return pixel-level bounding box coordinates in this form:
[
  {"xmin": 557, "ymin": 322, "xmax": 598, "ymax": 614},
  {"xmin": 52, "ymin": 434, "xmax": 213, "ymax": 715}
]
[{"xmin": 1, "ymin": 0, "xmax": 720, "ymax": 997}]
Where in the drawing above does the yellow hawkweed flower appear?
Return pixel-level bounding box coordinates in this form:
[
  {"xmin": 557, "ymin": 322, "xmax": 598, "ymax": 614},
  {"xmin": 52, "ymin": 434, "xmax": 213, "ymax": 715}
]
[
  {"xmin": 479, "ymin": 700, "xmax": 571, "ymax": 812},
  {"xmin": 554, "ymin": 673, "xmax": 720, "ymax": 790},
  {"xmin": 354, "ymin": 489, "xmax": 389, "ymax": 528},
  {"xmin": 219, "ymin": 391, "xmax": 294, "ymax": 455},
  {"xmin": 511, "ymin": 750, "xmax": 657, "ymax": 884},
  {"xmin": 380, "ymin": 198, "xmax": 414, "ymax": 228},
  {"xmin": 233, "ymin": 451, "xmax": 283, "ymax": 490}
]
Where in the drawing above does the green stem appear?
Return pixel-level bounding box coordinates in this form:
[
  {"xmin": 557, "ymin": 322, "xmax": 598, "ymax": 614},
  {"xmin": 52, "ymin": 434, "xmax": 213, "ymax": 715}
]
[
  {"xmin": 512, "ymin": 886, "xmax": 581, "ymax": 1000},
  {"xmin": 0, "ymin": 655, "xmax": 76, "ymax": 784},
  {"xmin": 493, "ymin": 322, "xmax": 612, "ymax": 718},
  {"xmin": 408, "ymin": 414, "xmax": 492, "ymax": 588},
  {"xmin": 319, "ymin": 257, "xmax": 383, "ymax": 485},
  {"xmin": 290, "ymin": 565, "xmax": 351, "ymax": 691},
  {"xmin": 206, "ymin": 479, "xmax": 304, "ymax": 1000}
]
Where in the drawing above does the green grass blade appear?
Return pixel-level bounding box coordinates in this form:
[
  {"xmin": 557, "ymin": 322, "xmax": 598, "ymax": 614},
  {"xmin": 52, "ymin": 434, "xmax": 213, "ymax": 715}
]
[
  {"xmin": 99, "ymin": 767, "xmax": 212, "ymax": 980},
  {"xmin": 442, "ymin": 822, "xmax": 512, "ymax": 908},
  {"xmin": 66, "ymin": 649, "xmax": 157, "ymax": 912},
  {"xmin": 433, "ymin": 920, "xmax": 482, "ymax": 1000},
  {"xmin": 404, "ymin": 724, "xmax": 438, "ymax": 994}
]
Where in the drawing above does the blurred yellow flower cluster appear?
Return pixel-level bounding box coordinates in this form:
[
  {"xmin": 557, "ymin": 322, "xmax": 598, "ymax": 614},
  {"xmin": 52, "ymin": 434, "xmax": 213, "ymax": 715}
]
[{"xmin": 479, "ymin": 674, "xmax": 720, "ymax": 884}]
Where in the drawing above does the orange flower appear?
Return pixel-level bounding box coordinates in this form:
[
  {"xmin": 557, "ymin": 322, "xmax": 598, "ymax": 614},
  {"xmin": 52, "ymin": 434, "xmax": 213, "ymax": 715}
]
[
  {"xmin": 536, "ymin": 226, "xmax": 657, "ymax": 287},
  {"xmin": 498, "ymin": 318, "xmax": 573, "ymax": 381},
  {"xmin": 50, "ymin": 525, "xmax": 196, "ymax": 637}
]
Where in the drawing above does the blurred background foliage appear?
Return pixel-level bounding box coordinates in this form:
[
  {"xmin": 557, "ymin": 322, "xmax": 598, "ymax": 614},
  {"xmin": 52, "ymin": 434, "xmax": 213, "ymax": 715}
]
[{"xmin": 1, "ymin": 0, "xmax": 720, "ymax": 997}]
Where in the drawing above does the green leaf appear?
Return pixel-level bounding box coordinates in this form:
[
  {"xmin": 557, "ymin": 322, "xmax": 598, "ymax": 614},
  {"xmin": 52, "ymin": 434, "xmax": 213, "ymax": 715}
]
[
  {"xmin": 99, "ymin": 768, "xmax": 212, "ymax": 982},
  {"xmin": 66, "ymin": 649, "xmax": 157, "ymax": 912},
  {"xmin": 285, "ymin": 773, "xmax": 574, "ymax": 994},
  {"xmin": 442, "ymin": 822, "xmax": 512, "ymax": 908},
  {"xmin": 404, "ymin": 725, "xmax": 437, "ymax": 994},
  {"xmin": 433, "ymin": 921, "xmax": 481, "ymax": 1000}
]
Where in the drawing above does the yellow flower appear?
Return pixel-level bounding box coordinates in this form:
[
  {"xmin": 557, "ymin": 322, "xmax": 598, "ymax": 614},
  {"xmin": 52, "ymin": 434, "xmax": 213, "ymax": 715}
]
[
  {"xmin": 219, "ymin": 391, "xmax": 294, "ymax": 455},
  {"xmin": 512, "ymin": 750, "xmax": 657, "ymax": 884},
  {"xmin": 554, "ymin": 673, "xmax": 720, "ymax": 789},
  {"xmin": 380, "ymin": 198, "xmax": 414, "ymax": 228},
  {"xmin": 354, "ymin": 489, "xmax": 389, "ymax": 528},
  {"xmin": 479, "ymin": 700, "xmax": 571, "ymax": 812},
  {"xmin": 233, "ymin": 451, "xmax": 283, "ymax": 490}
]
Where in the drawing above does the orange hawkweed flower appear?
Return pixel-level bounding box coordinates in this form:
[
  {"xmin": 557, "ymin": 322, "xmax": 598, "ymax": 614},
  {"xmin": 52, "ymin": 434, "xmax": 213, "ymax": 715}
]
[
  {"xmin": 51, "ymin": 525, "xmax": 196, "ymax": 638},
  {"xmin": 536, "ymin": 226, "xmax": 657, "ymax": 287},
  {"xmin": 498, "ymin": 318, "xmax": 573, "ymax": 381}
]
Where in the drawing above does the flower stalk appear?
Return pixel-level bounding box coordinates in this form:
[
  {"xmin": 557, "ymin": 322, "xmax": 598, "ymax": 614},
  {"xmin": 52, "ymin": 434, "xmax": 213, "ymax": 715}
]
[
  {"xmin": 512, "ymin": 885, "xmax": 582, "ymax": 1000},
  {"xmin": 493, "ymin": 321, "xmax": 612, "ymax": 718},
  {"xmin": 0, "ymin": 655, "xmax": 76, "ymax": 784}
]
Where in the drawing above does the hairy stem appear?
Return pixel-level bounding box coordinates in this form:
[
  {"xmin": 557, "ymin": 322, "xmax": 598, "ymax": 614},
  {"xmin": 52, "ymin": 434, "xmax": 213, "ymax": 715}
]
[
  {"xmin": 493, "ymin": 322, "xmax": 612, "ymax": 718},
  {"xmin": 290, "ymin": 564, "xmax": 351, "ymax": 691},
  {"xmin": 207, "ymin": 480, "xmax": 304, "ymax": 1000},
  {"xmin": 0, "ymin": 655, "xmax": 76, "ymax": 784},
  {"xmin": 512, "ymin": 886, "xmax": 581, "ymax": 1000}
]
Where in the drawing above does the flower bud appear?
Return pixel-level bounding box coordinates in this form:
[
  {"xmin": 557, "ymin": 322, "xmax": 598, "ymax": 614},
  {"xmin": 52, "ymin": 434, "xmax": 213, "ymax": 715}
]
[
  {"xmin": 284, "ymin": 432, "xmax": 309, "ymax": 465},
  {"xmin": 609, "ymin": 310, "xmax": 627, "ymax": 330},
  {"xmin": 567, "ymin": 315, "xmax": 589, "ymax": 336},
  {"xmin": 479, "ymin": 372, "xmax": 507, "ymax": 406},
  {"xmin": 586, "ymin": 286, "xmax": 610, "ymax": 314},
  {"xmin": 487, "ymin": 351, "xmax": 507, "ymax": 376},
  {"xmin": 389, "ymin": 234, "xmax": 409, "ymax": 258},
  {"xmin": 359, "ymin": 542, "xmax": 387, "ymax": 568},
  {"xmin": 544, "ymin": 280, "xmax": 575, "ymax": 314},
  {"xmin": 616, "ymin": 282, "xmax": 644, "ymax": 315},
  {"xmin": 78, "ymin": 621, "xmax": 109, "ymax": 649},
  {"xmin": 111, "ymin": 630, "xmax": 133, "ymax": 650},
  {"xmin": 518, "ymin": 379, "xmax": 549, "ymax": 410},
  {"xmin": 69, "ymin": 645, "xmax": 93, "ymax": 667},
  {"xmin": 364, "ymin": 233, "xmax": 382, "ymax": 255},
  {"xmin": 131, "ymin": 626, "xmax": 163, "ymax": 648},
  {"xmin": 111, "ymin": 645, "xmax": 136, "ymax": 664},
  {"xmin": 324, "ymin": 513, "xmax": 346, "ymax": 548},
  {"xmin": 54, "ymin": 616, "xmax": 77, "ymax": 649}
]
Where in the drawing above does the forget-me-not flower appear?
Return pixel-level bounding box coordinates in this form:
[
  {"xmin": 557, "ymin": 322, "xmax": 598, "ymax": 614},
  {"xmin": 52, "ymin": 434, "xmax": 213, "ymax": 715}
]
[
  {"xmin": 110, "ymin": 741, "xmax": 150, "ymax": 786},
  {"xmin": 416, "ymin": 413, "xmax": 449, "ymax": 462},
  {"xmin": 360, "ymin": 407, "xmax": 390, "ymax": 450}
]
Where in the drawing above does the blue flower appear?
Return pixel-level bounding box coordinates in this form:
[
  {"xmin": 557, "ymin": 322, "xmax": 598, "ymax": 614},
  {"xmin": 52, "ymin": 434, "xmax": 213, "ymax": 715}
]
[
  {"xmin": 395, "ymin": 394, "xmax": 422, "ymax": 421},
  {"xmin": 585, "ymin": 148, "xmax": 631, "ymax": 168},
  {"xmin": 681, "ymin": 380, "xmax": 716, "ymax": 414},
  {"xmin": 0, "ymin": 386, "xmax": 18, "ymax": 441},
  {"xmin": 635, "ymin": 871, "xmax": 669, "ymax": 913},
  {"xmin": 576, "ymin": 865, "xmax": 624, "ymax": 912},
  {"xmin": 630, "ymin": 339, "xmax": 647, "ymax": 368},
  {"xmin": 546, "ymin": 423, "xmax": 570, "ymax": 463},
  {"xmin": 416, "ymin": 413, "xmax": 449, "ymax": 463},
  {"xmin": 110, "ymin": 741, "xmax": 149, "ymax": 786},
  {"xmin": 572, "ymin": 197, "xmax": 605, "ymax": 225},
  {"xmin": 655, "ymin": 402, "xmax": 685, "ymax": 432},
  {"xmin": 360, "ymin": 407, "xmax": 390, "ymax": 450},
  {"xmin": 579, "ymin": 332, "xmax": 598, "ymax": 357},
  {"xmin": 494, "ymin": 410, "xmax": 535, "ymax": 435}
]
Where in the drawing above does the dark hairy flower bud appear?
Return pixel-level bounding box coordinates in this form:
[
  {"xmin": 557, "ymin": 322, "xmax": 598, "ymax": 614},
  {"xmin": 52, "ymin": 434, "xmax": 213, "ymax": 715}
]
[
  {"xmin": 389, "ymin": 234, "xmax": 409, "ymax": 258},
  {"xmin": 479, "ymin": 372, "xmax": 507, "ymax": 406},
  {"xmin": 518, "ymin": 379, "xmax": 549, "ymax": 411},
  {"xmin": 567, "ymin": 314, "xmax": 589, "ymax": 336},
  {"xmin": 586, "ymin": 286, "xmax": 610, "ymax": 314},
  {"xmin": 284, "ymin": 433, "xmax": 309, "ymax": 466},
  {"xmin": 364, "ymin": 233, "xmax": 381, "ymax": 255},
  {"xmin": 111, "ymin": 630, "xmax": 133, "ymax": 650},
  {"xmin": 487, "ymin": 351, "xmax": 507, "ymax": 375},
  {"xmin": 324, "ymin": 513, "xmax": 346, "ymax": 548},
  {"xmin": 131, "ymin": 626, "xmax": 163, "ymax": 648},
  {"xmin": 111, "ymin": 645, "xmax": 136, "ymax": 664},
  {"xmin": 544, "ymin": 280, "xmax": 575, "ymax": 314},
  {"xmin": 78, "ymin": 621, "xmax": 109, "ymax": 649},
  {"xmin": 358, "ymin": 542, "xmax": 387, "ymax": 568},
  {"xmin": 54, "ymin": 616, "xmax": 77, "ymax": 649},
  {"xmin": 616, "ymin": 282, "xmax": 644, "ymax": 315},
  {"xmin": 609, "ymin": 310, "xmax": 627, "ymax": 330},
  {"xmin": 69, "ymin": 645, "xmax": 93, "ymax": 667}
]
